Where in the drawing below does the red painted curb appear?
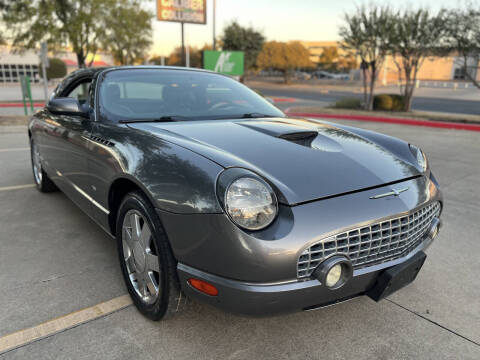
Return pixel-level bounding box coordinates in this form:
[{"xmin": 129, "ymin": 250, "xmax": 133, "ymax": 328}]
[
  {"xmin": 0, "ymin": 103, "xmax": 44, "ymax": 108},
  {"xmin": 287, "ymin": 112, "xmax": 480, "ymax": 132},
  {"xmin": 272, "ymin": 97, "xmax": 296, "ymax": 103}
]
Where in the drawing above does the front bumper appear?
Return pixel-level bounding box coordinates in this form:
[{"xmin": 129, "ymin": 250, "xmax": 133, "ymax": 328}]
[
  {"xmin": 177, "ymin": 234, "xmax": 436, "ymax": 316},
  {"xmin": 158, "ymin": 175, "xmax": 442, "ymax": 315}
]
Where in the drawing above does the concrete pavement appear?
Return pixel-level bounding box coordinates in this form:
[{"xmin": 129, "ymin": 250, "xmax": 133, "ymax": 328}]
[
  {"xmin": 0, "ymin": 122, "xmax": 479, "ymax": 359},
  {"xmin": 250, "ymin": 82, "xmax": 480, "ymax": 116}
]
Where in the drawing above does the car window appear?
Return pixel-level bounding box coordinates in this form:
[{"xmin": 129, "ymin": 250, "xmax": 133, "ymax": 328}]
[
  {"xmin": 66, "ymin": 80, "xmax": 92, "ymax": 105},
  {"xmin": 98, "ymin": 69, "xmax": 284, "ymax": 122}
]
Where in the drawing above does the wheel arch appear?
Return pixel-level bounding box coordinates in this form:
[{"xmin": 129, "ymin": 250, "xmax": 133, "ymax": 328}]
[{"xmin": 107, "ymin": 176, "xmax": 156, "ymax": 237}]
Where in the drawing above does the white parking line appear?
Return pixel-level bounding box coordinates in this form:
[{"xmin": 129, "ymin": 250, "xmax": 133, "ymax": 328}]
[
  {"xmin": 0, "ymin": 295, "xmax": 132, "ymax": 355},
  {"xmin": 0, "ymin": 147, "xmax": 29, "ymax": 152},
  {"xmin": 0, "ymin": 184, "xmax": 36, "ymax": 192}
]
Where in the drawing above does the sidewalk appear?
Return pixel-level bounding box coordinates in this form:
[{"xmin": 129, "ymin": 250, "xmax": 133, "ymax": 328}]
[
  {"xmin": 247, "ymin": 79, "xmax": 480, "ymax": 101},
  {"xmin": 285, "ymin": 106, "xmax": 480, "ymax": 132}
]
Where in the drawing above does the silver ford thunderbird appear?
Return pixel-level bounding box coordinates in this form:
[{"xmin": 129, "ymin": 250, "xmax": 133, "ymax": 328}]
[{"xmin": 29, "ymin": 66, "xmax": 443, "ymax": 320}]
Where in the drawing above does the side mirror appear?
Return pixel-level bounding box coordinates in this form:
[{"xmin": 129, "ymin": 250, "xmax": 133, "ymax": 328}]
[{"xmin": 47, "ymin": 97, "xmax": 89, "ymax": 118}]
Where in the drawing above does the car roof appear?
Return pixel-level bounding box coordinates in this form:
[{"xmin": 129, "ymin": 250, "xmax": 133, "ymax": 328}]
[
  {"xmin": 98, "ymin": 65, "xmax": 222, "ymax": 77},
  {"xmin": 56, "ymin": 66, "xmax": 224, "ymax": 96}
]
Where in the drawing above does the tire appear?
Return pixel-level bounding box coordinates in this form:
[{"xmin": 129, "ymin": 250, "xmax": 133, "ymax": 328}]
[
  {"xmin": 116, "ymin": 191, "xmax": 185, "ymax": 320},
  {"xmin": 30, "ymin": 138, "xmax": 57, "ymax": 193}
]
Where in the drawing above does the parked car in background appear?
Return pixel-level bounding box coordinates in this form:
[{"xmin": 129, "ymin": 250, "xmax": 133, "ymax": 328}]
[
  {"xmin": 29, "ymin": 66, "xmax": 443, "ymax": 320},
  {"xmin": 293, "ymin": 71, "xmax": 312, "ymax": 80},
  {"xmin": 313, "ymin": 70, "xmax": 350, "ymax": 80}
]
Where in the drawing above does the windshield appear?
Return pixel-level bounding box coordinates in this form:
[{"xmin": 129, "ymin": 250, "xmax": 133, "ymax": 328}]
[{"xmin": 98, "ymin": 68, "xmax": 284, "ymax": 122}]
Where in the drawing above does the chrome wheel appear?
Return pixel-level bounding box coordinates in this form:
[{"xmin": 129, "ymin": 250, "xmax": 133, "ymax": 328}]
[
  {"xmin": 32, "ymin": 142, "xmax": 42, "ymax": 185},
  {"xmin": 122, "ymin": 209, "xmax": 160, "ymax": 304}
]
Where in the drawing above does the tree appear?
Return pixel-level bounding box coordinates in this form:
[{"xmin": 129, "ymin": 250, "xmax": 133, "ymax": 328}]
[
  {"xmin": 1, "ymin": 0, "xmax": 115, "ymax": 68},
  {"xmin": 40, "ymin": 58, "xmax": 67, "ymax": 79},
  {"xmin": 167, "ymin": 44, "xmax": 211, "ymax": 68},
  {"xmin": 388, "ymin": 9, "xmax": 447, "ymax": 111},
  {"xmin": 149, "ymin": 56, "xmax": 165, "ymax": 66},
  {"xmin": 256, "ymin": 41, "xmax": 312, "ymax": 84},
  {"xmin": 220, "ymin": 21, "xmax": 265, "ymax": 73},
  {"xmin": 340, "ymin": 5, "xmax": 393, "ymax": 110},
  {"xmin": 337, "ymin": 53, "xmax": 358, "ymax": 71},
  {"xmin": 1, "ymin": 0, "xmax": 152, "ymax": 68},
  {"xmin": 102, "ymin": 0, "xmax": 152, "ymax": 65},
  {"xmin": 318, "ymin": 46, "xmax": 338, "ymax": 71},
  {"xmin": 445, "ymin": 5, "xmax": 480, "ymax": 89}
]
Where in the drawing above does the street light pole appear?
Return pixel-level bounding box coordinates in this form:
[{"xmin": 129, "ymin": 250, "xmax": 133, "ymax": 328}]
[{"xmin": 181, "ymin": 22, "xmax": 185, "ymax": 66}]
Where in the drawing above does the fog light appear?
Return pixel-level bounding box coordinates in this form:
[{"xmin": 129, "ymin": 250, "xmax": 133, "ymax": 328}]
[
  {"xmin": 312, "ymin": 256, "xmax": 353, "ymax": 290},
  {"xmin": 325, "ymin": 264, "xmax": 343, "ymax": 287}
]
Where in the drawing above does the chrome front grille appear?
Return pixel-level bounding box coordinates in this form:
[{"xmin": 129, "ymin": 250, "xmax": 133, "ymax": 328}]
[{"xmin": 297, "ymin": 202, "xmax": 441, "ymax": 279}]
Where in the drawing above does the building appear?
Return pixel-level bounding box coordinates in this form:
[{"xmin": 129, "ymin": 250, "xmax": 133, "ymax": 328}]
[
  {"xmin": 300, "ymin": 41, "xmax": 480, "ymax": 83},
  {"xmin": 300, "ymin": 41, "xmax": 348, "ymax": 65},
  {"xmin": 381, "ymin": 55, "xmax": 480, "ymax": 84},
  {"xmin": 0, "ymin": 45, "xmax": 114, "ymax": 84},
  {"xmin": 0, "ymin": 46, "xmax": 41, "ymax": 83}
]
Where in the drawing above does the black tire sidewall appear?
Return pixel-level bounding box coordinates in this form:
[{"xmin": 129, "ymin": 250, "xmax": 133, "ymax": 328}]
[
  {"xmin": 116, "ymin": 191, "xmax": 172, "ymax": 320},
  {"xmin": 30, "ymin": 138, "xmax": 43, "ymax": 190},
  {"xmin": 30, "ymin": 138, "xmax": 57, "ymax": 192}
]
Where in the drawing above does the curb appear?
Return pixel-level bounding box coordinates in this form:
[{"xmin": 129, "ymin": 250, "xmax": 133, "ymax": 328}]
[
  {"xmin": 0, "ymin": 103, "xmax": 44, "ymax": 108},
  {"xmin": 272, "ymin": 97, "xmax": 296, "ymax": 103},
  {"xmin": 286, "ymin": 112, "xmax": 480, "ymax": 132}
]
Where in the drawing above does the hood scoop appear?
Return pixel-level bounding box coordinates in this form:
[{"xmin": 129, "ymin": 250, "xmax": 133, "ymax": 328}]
[
  {"xmin": 278, "ymin": 131, "xmax": 318, "ymax": 147},
  {"xmin": 238, "ymin": 121, "xmax": 342, "ymax": 152}
]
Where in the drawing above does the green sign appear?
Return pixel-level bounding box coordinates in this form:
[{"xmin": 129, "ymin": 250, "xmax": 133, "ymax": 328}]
[
  {"xmin": 203, "ymin": 50, "xmax": 244, "ymax": 76},
  {"xmin": 20, "ymin": 75, "xmax": 34, "ymax": 115}
]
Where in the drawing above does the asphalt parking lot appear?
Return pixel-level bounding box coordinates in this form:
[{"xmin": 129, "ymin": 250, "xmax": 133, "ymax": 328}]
[{"xmin": 0, "ymin": 121, "xmax": 479, "ymax": 359}]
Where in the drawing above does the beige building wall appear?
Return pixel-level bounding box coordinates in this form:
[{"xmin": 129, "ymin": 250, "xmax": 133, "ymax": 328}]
[
  {"xmin": 381, "ymin": 55, "xmax": 456, "ymax": 83},
  {"xmin": 300, "ymin": 41, "xmax": 479, "ymax": 82},
  {"xmin": 300, "ymin": 41, "xmax": 345, "ymax": 64}
]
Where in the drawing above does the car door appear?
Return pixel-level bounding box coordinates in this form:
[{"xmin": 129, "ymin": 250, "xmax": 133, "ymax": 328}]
[{"xmin": 42, "ymin": 78, "xmax": 94, "ymax": 215}]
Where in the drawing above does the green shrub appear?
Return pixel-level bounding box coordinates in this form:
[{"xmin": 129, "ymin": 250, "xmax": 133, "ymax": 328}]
[
  {"xmin": 373, "ymin": 94, "xmax": 393, "ymax": 110},
  {"xmin": 334, "ymin": 97, "xmax": 362, "ymax": 109},
  {"xmin": 390, "ymin": 94, "xmax": 406, "ymax": 111},
  {"xmin": 40, "ymin": 58, "xmax": 67, "ymax": 80},
  {"xmin": 373, "ymin": 94, "xmax": 406, "ymax": 111}
]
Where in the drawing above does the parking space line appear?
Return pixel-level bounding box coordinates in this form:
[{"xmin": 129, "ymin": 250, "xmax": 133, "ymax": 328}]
[
  {"xmin": 0, "ymin": 295, "xmax": 132, "ymax": 355},
  {"xmin": 0, "ymin": 147, "xmax": 29, "ymax": 152},
  {"xmin": 0, "ymin": 184, "xmax": 36, "ymax": 192}
]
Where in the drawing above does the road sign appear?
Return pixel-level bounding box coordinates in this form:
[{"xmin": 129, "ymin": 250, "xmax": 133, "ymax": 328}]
[
  {"xmin": 156, "ymin": 0, "xmax": 206, "ymax": 24},
  {"xmin": 203, "ymin": 50, "xmax": 244, "ymax": 76},
  {"xmin": 40, "ymin": 42, "xmax": 49, "ymax": 67}
]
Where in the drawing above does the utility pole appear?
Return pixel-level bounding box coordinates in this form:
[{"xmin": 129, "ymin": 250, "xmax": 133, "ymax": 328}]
[
  {"xmin": 213, "ymin": 0, "xmax": 216, "ymax": 50},
  {"xmin": 181, "ymin": 22, "xmax": 185, "ymax": 66}
]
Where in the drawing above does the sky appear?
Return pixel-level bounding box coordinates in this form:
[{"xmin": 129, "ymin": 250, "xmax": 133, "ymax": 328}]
[{"xmin": 148, "ymin": 0, "xmax": 467, "ymax": 56}]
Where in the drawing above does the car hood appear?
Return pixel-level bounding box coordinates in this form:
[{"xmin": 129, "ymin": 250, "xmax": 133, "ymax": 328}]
[{"xmin": 128, "ymin": 117, "xmax": 421, "ymax": 205}]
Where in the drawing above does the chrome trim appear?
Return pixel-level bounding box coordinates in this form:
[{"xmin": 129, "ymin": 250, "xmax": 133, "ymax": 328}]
[
  {"xmin": 297, "ymin": 201, "xmax": 441, "ymax": 279},
  {"xmin": 369, "ymin": 187, "xmax": 409, "ymax": 199},
  {"xmin": 56, "ymin": 169, "xmax": 110, "ymax": 215},
  {"xmin": 71, "ymin": 182, "xmax": 110, "ymax": 215}
]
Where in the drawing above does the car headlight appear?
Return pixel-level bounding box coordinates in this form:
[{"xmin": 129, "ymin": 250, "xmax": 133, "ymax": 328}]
[
  {"xmin": 225, "ymin": 177, "xmax": 277, "ymax": 230},
  {"xmin": 409, "ymin": 144, "xmax": 427, "ymax": 172}
]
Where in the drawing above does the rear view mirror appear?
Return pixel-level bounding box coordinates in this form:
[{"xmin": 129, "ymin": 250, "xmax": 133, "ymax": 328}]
[{"xmin": 47, "ymin": 97, "xmax": 89, "ymax": 118}]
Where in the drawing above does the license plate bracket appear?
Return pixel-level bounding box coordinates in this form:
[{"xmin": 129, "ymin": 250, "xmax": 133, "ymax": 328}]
[{"xmin": 367, "ymin": 251, "xmax": 427, "ymax": 302}]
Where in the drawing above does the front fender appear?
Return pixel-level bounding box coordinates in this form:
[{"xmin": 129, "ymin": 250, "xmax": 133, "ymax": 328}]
[{"xmin": 126, "ymin": 129, "xmax": 225, "ymax": 214}]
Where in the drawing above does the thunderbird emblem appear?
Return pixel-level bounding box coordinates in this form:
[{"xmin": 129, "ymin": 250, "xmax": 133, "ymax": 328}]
[{"xmin": 369, "ymin": 187, "xmax": 409, "ymax": 199}]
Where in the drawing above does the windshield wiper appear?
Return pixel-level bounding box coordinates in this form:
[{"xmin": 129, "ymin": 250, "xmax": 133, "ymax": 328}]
[
  {"xmin": 240, "ymin": 113, "xmax": 273, "ymax": 119},
  {"xmin": 119, "ymin": 115, "xmax": 189, "ymax": 124}
]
